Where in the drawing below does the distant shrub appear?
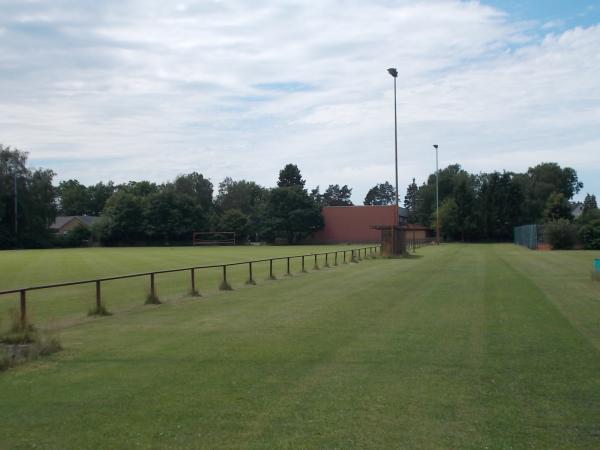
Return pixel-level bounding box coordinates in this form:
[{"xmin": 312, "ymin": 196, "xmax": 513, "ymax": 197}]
[
  {"xmin": 544, "ymin": 219, "xmax": 577, "ymax": 250},
  {"xmin": 578, "ymin": 218, "xmax": 600, "ymax": 250}
]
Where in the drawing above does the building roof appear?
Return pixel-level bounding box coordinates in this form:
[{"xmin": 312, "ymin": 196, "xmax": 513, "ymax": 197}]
[{"xmin": 50, "ymin": 215, "xmax": 99, "ymax": 230}]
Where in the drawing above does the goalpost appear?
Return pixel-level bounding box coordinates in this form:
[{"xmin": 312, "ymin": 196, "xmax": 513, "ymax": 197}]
[{"xmin": 192, "ymin": 231, "xmax": 236, "ymax": 246}]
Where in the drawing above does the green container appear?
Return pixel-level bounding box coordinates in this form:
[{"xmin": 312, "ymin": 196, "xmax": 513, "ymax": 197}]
[{"xmin": 595, "ymin": 259, "xmax": 600, "ymax": 272}]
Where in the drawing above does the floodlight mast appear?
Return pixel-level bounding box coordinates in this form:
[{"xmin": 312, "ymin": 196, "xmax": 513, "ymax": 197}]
[
  {"xmin": 387, "ymin": 68, "xmax": 399, "ymax": 222},
  {"xmin": 433, "ymin": 144, "xmax": 440, "ymax": 245}
]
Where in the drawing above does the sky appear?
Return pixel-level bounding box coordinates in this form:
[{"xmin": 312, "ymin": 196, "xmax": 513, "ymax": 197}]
[{"xmin": 1, "ymin": 0, "xmax": 599, "ymax": 203}]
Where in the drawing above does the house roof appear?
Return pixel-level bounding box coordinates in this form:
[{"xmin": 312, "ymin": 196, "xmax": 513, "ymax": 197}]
[{"xmin": 50, "ymin": 215, "xmax": 99, "ymax": 230}]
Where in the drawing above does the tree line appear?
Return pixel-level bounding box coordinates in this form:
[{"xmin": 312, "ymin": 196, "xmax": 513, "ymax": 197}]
[{"xmin": 2, "ymin": 143, "xmax": 598, "ymax": 248}]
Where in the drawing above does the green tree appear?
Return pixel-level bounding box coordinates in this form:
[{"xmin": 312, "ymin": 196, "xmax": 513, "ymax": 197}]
[
  {"xmin": 94, "ymin": 191, "xmax": 146, "ymax": 243},
  {"xmin": 523, "ymin": 163, "xmax": 583, "ymax": 221},
  {"xmin": 544, "ymin": 219, "xmax": 577, "ymax": 250},
  {"xmin": 57, "ymin": 180, "xmax": 90, "ymax": 215},
  {"xmin": 265, "ymin": 186, "xmax": 323, "ymax": 243},
  {"xmin": 143, "ymin": 190, "xmax": 205, "ymax": 242},
  {"xmin": 219, "ymin": 209, "xmax": 250, "ymax": 241},
  {"xmin": 544, "ymin": 192, "xmax": 573, "ymax": 221},
  {"xmin": 0, "ymin": 145, "xmax": 56, "ymax": 248},
  {"xmin": 364, "ymin": 182, "xmax": 395, "ymax": 205},
  {"xmin": 87, "ymin": 182, "xmax": 115, "ymax": 216},
  {"xmin": 173, "ymin": 172, "xmax": 213, "ymax": 211},
  {"xmin": 438, "ymin": 197, "xmax": 459, "ymax": 241},
  {"xmin": 582, "ymin": 193, "xmax": 598, "ymax": 214},
  {"xmin": 404, "ymin": 179, "xmax": 418, "ymax": 223},
  {"xmin": 216, "ymin": 178, "xmax": 267, "ymax": 239},
  {"xmin": 322, "ymin": 184, "xmax": 353, "ymax": 206},
  {"xmin": 277, "ymin": 164, "xmax": 305, "ymax": 188}
]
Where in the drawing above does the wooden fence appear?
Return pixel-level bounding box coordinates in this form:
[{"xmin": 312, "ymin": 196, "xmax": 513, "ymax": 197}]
[{"xmin": 0, "ymin": 246, "xmax": 382, "ymax": 329}]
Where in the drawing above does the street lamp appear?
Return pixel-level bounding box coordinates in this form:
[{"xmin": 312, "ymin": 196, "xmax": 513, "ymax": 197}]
[
  {"xmin": 433, "ymin": 144, "xmax": 439, "ymax": 244},
  {"xmin": 387, "ymin": 68, "xmax": 399, "ymax": 220}
]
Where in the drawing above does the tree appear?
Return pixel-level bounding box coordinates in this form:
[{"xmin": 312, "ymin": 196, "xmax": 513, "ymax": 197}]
[
  {"xmin": 452, "ymin": 174, "xmax": 477, "ymax": 241},
  {"xmin": 583, "ymin": 194, "xmax": 598, "ymax": 214},
  {"xmin": 544, "ymin": 192, "xmax": 573, "ymax": 221},
  {"xmin": 438, "ymin": 197, "xmax": 459, "ymax": 241},
  {"xmin": 310, "ymin": 186, "xmax": 323, "ymax": 208},
  {"xmin": 0, "ymin": 145, "xmax": 56, "ymax": 248},
  {"xmin": 524, "ymin": 163, "xmax": 583, "ymax": 220},
  {"xmin": 143, "ymin": 190, "xmax": 205, "ymax": 242},
  {"xmin": 57, "ymin": 180, "xmax": 90, "ymax": 215},
  {"xmin": 215, "ymin": 178, "xmax": 267, "ymax": 239},
  {"xmin": 277, "ymin": 164, "xmax": 305, "ymax": 188},
  {"xmin": 544, "ymin": 219, "xmax": 577, "ymax": 250},
  {"xmin": 322, "ymin": 184, "xmax": 353, "ymax": 206},
  {"xmin": 93, "ymin": 191, "xmax": 146, "ymax": 244},
  {"xmin": 578, "ymin": 213, "xmax": 600, "ymax": 250},
  {"xmin": 118, "ymin": 180, "xmax": 159, "ymax": 197},
  {"xmin": 404, "ymin": 179, "xmax": 418, "ymax": 223},
  {"xmin": 219, "ymin": 209, "xmax": 250, "ymax": 241},
  {"xmin": 476, "ymin": 171, "xmax": 525, "ymax": 241},
  {"xmin": 87, "ymin": 182, "xmax": 115, "ymax": 216},
  {"xmin": 173, "ymin": 172, "xmax": 213, "ymax": 211},
  {"xmin": 265, "ymin": 186, "xmax": 323, "ymax": 243},
  {"xmin": 364, "ymin": 182, "xmax": 395, "ymax": 205}
]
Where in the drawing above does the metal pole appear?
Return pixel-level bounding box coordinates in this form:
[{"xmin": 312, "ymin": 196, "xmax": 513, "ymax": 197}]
[
  {"xmin": 393, "ymin": 76, "xmax": 399, "ymax": 213},
  {"xmin": 434, "ymin": 144, "xmax": 440, "ymax": 245},
  {"xmin": 14, "ymin": 168, "xmax": 18, "ymax": 236}
]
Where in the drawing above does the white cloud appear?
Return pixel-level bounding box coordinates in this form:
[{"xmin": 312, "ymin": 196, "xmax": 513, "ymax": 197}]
[{"xmin": 0, "ymin": 0, "xmax": 599, "ymax": 201}]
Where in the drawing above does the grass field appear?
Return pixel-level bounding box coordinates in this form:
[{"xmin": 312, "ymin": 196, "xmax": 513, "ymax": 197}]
[
  {"xmin": 0, "ymin": 244, "xmax": 361, "ymax": 328},
  {"xmin": 1, "ymin": 244, "xmax": 600, "ymax": 448}
]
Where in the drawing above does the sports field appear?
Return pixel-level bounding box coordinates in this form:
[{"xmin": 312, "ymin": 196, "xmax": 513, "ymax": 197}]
[{"xmin": 1, "ymin": 244, "xmax": 600, "ymax": 448}]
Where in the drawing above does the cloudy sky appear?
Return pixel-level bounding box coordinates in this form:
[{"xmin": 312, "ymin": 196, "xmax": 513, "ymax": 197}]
[{"xmin": 1, "ymin": 0, "xmax": 599, "ymax": 203}]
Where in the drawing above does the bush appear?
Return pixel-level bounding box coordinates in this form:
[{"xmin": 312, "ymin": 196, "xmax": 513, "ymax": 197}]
[
  {"xmin": 543, "ymin": 219, "xmax": 578, "ymax": 250},
  {"xmin": 579, "ymin": 218, "xmax": 600, "ymax": 250}
]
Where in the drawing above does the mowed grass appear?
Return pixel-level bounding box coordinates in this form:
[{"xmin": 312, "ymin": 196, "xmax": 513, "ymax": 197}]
[
  {"xmin": 0, "ymin": 244, "xmax": 362, "ymax": 327},
  {"xmin": 1, "ymin": 244, "xmax": 600, "ymax": 448}
]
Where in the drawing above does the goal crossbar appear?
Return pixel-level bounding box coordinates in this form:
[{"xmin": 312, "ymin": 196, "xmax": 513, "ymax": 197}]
[{"xmin": 193, "ymin": 231, "xmax": 236, "ymax": 246}]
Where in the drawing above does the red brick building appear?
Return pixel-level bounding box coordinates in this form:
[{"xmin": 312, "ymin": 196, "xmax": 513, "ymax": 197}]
[
  {"xmin": 312, "ymin": 206, "xmax": 432, "ymax": 244},
  {"xmin": 312, "ymin": 206, "xmax": 399, "ymax": 243}
]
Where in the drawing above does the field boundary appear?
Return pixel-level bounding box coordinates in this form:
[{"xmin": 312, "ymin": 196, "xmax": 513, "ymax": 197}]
[{"xmin": 0, "ymin": 245, "xmax": 382, "ymax": 328}]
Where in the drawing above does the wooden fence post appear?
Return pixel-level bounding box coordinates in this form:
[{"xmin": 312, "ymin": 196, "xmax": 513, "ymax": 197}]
[
  {"xmin": 286, "ymin": 257, "xmax": 292, "ymax": 276},
  {"xmin": 269, "ymin": 259, "xmax": 276, "ymax": 279},
  {"xmin": 19, "ymin": 290, "xmax": 27, "ymax": 330},
  {"xmin": 246, "ymin": 262, "xmax": 256, "ymax": 285},
  {"xmin": 220, "ymin": 265, "xmax": 232, "ymax": 290},
  {"xmin": 191, "ymin": 268, "xmax": 200, "ymax": 296},
  {"xmin": 313, "ymin": 254, "xmax": 319, "ymax": 270},
  {"xmin": 95, "ymin": 280, "xmax": 102, "ymax": 310}
]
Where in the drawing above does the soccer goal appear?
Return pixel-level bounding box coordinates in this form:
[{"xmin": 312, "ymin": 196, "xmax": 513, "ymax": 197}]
[{"xmin": 192, "ymin": 231, "xmax": 236, "ymax": 246}]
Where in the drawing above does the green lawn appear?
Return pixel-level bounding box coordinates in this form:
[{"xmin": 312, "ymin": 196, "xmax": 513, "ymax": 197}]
[
  {"xmin": 1, "ymin": 244, "xmax": 600, "ymax": 448},
  {"xmin": 0, "ymin": 244, "xmax": 364, "ymax": 327}
]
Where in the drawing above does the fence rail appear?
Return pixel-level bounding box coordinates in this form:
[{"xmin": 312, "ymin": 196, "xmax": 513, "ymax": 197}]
[
  {"xmin": 1, "ymin": 245, "xmax": 382, "ymax": 329},
  {"xmin": 408, "ymin": 237, "xmax": 436, "ymax": 252}
]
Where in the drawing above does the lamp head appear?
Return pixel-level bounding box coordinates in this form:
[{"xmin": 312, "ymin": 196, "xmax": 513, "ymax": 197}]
[
  {"xmin": 433, "ymin": 145, "xmax": 438, "ymax": 149},
  {"xmin": 387, "ymin": 68, "xmax": 398, "ymax": 78}
]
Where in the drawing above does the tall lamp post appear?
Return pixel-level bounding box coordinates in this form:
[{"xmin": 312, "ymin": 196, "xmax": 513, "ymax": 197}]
[
  {"xmin": 387, "ymin": 68, "xmax": 399, "ymax": 221},
  {"xmin": 433, "ymin": 144, "xmax": 439, "ymax": 244}
]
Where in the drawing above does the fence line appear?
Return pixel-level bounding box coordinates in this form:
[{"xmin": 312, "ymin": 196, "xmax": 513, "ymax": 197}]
[
  {"xmin": 1, "ymin": 245, "xmax": 382, "ymax": 329},
  {"xmin": 514, "ymin": 224, "xmax": 544, "ymax": 249},
  {"xmin": 408, "ymin": 237, "xmax": 436, "ymax": 253}
]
